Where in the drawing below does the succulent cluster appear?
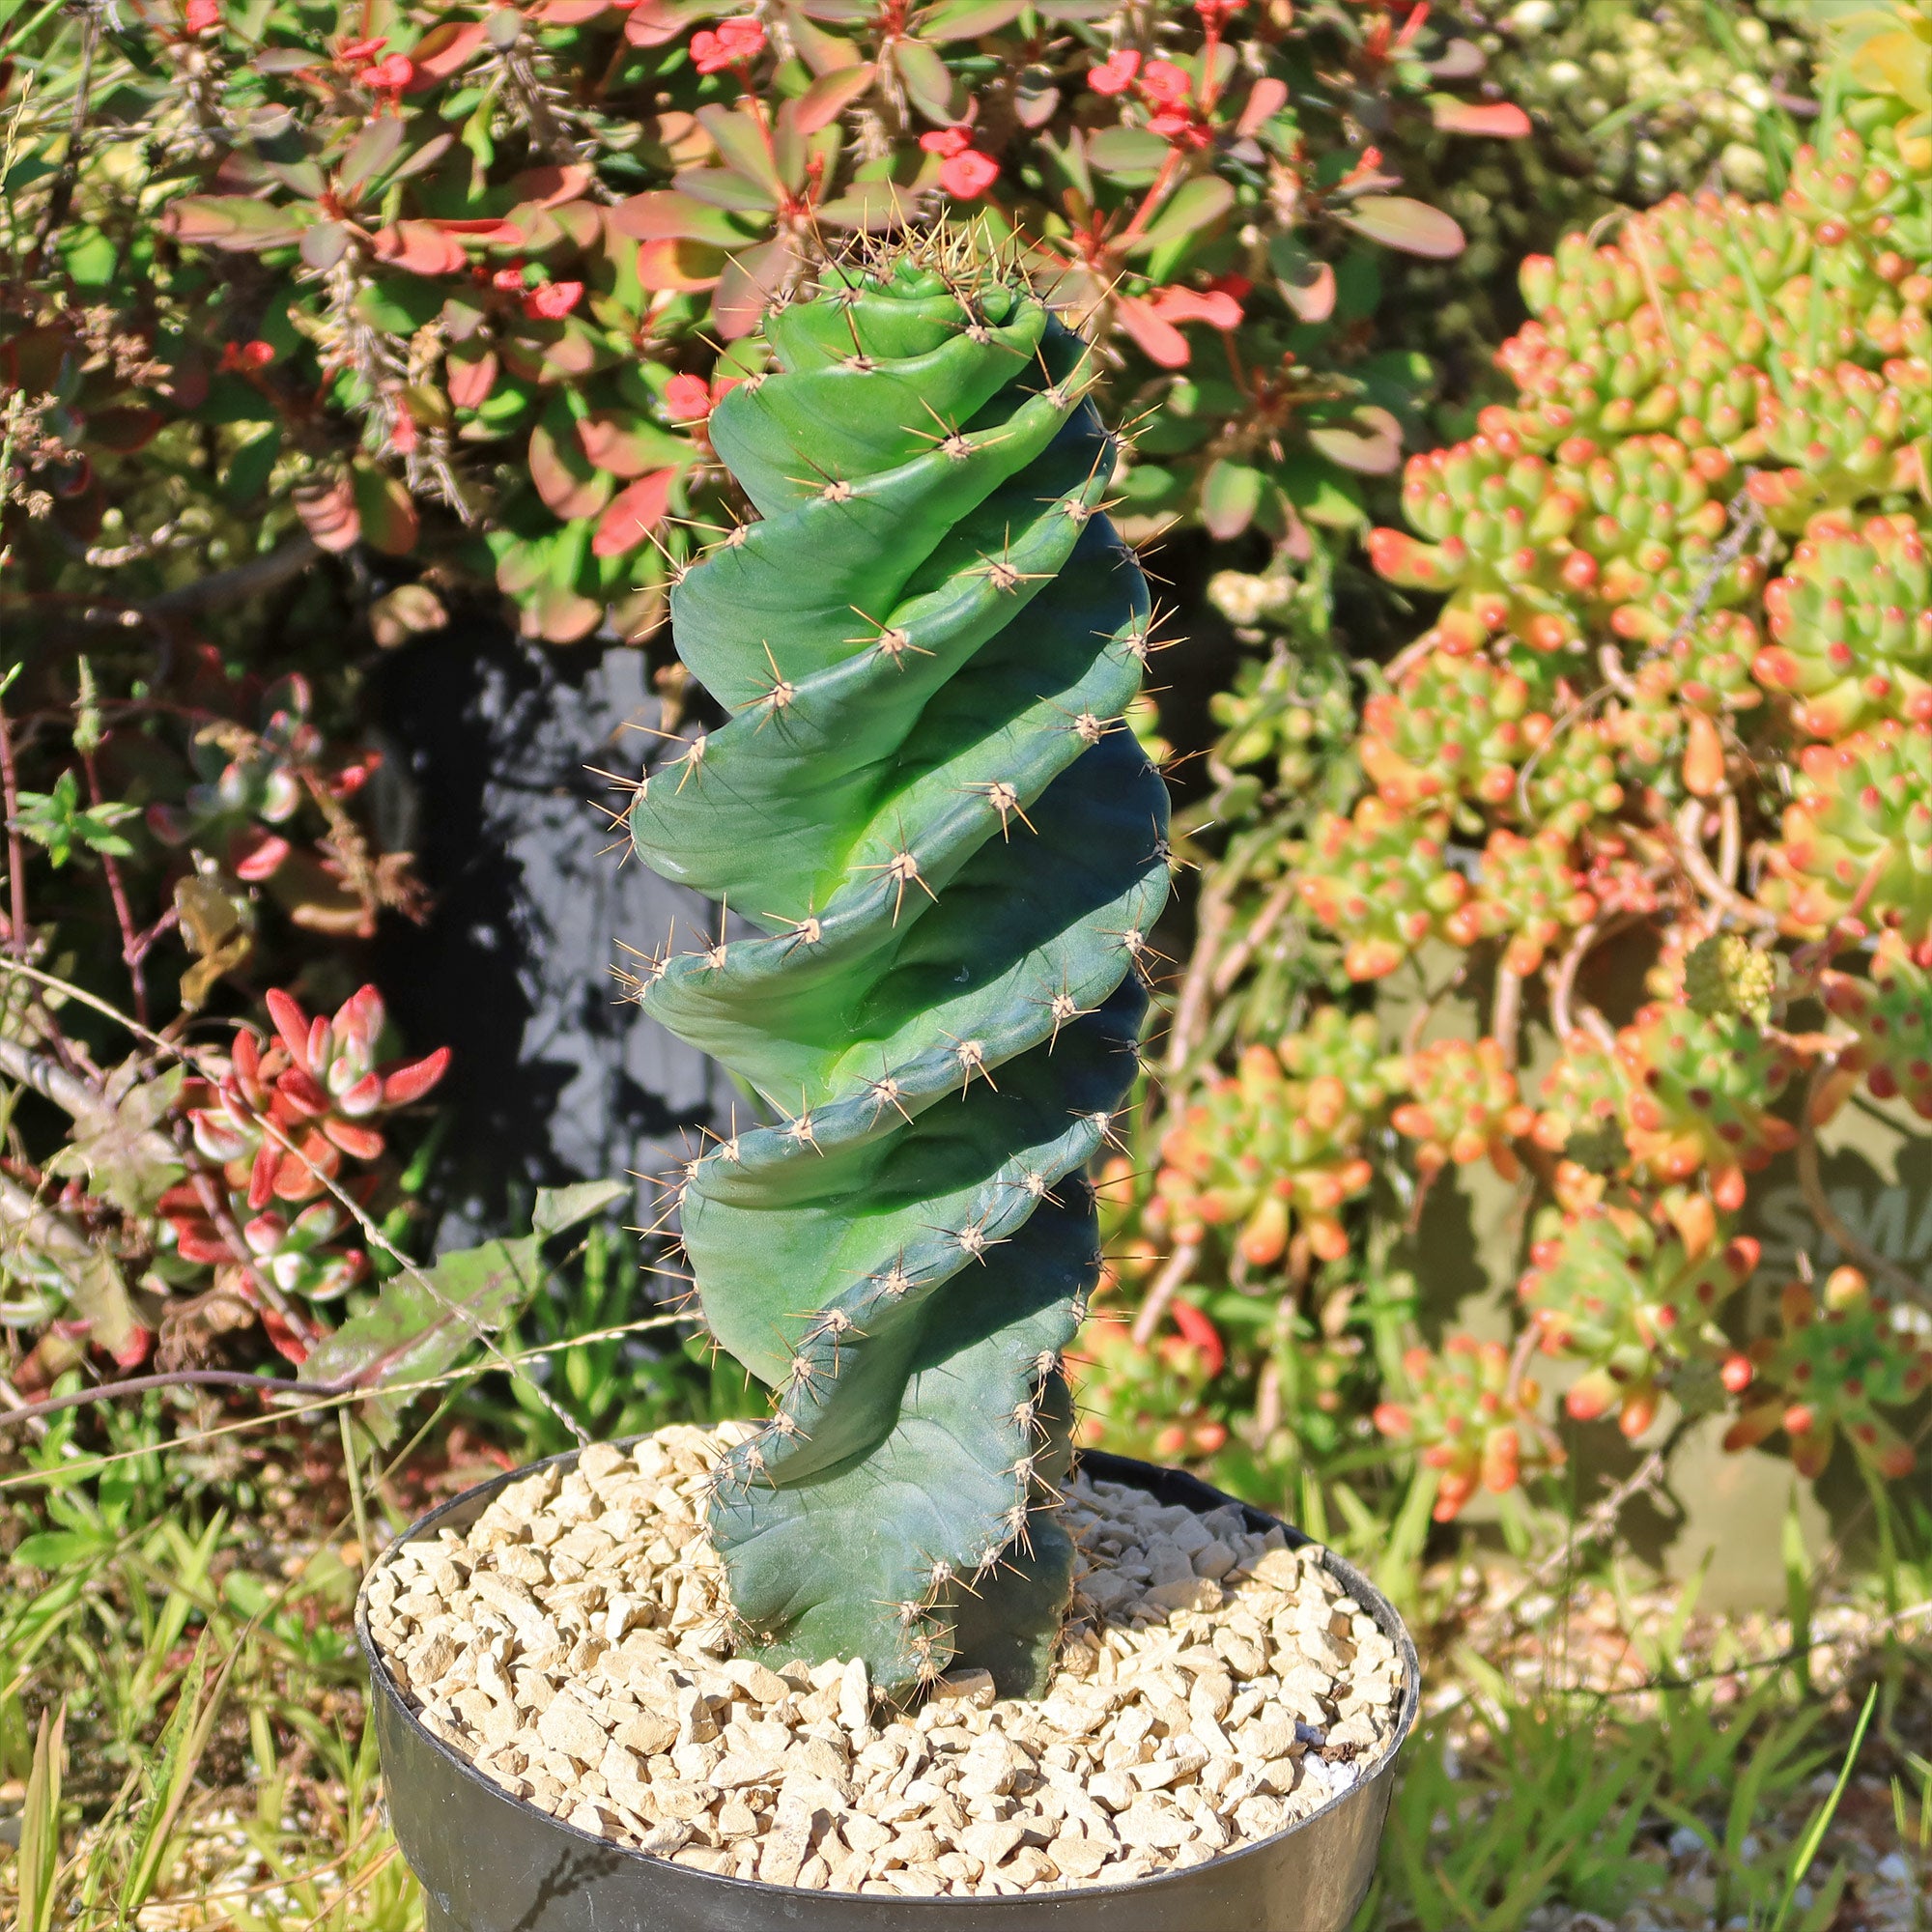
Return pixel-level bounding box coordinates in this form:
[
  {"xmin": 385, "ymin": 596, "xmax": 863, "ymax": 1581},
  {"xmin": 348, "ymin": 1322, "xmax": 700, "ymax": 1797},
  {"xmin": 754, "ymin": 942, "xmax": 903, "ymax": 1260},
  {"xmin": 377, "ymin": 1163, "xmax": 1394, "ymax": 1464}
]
[
  {"xmin": 1124, "ymin": 85, "xmax": 1932, "ymax": 1520},
  {"xmin": 1724, "ymin": 1268, "xmax": 1932, "ymax": 1480},
  {"xmin": 1518, "ymin": 1196, "xmax": 1759, "ymax": 1439},
  {"xmin": 160, "ymin": 985, "xmax": 449, "ymax": 1352},
  {"xmin": 1372, "ymin": 1337, "xmax": 1559, "ymax": 1523},
  {"xmin": 1149, "ymin": 1013, "xmax": 1403, "ymax": 1265}
]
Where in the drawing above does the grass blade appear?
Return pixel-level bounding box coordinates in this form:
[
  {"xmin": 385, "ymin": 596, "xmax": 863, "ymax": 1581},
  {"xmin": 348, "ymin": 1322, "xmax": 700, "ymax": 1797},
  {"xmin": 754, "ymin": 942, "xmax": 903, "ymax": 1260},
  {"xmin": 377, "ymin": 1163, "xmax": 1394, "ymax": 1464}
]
[{"xmin": 15, "ymin": 1702, "xmax": 65, "ymax": 1932}]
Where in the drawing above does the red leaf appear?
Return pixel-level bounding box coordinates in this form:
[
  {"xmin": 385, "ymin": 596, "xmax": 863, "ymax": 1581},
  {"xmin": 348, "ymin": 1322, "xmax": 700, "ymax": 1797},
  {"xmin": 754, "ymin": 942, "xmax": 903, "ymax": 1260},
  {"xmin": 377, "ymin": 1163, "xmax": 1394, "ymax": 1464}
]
[
  {"xmin": 1431, "ymin": 98, "xmax": 1531, "ymax": 137},
  {"xmin": 1148, "ymin": 287, "xmax": 1241, "ymax": 329},
  {"xmin": 446, "ymin": 345, "xmax": 499, "ymax": 410},
  {"xmin": 266, "ymin": 987, "xmax": 314, "ymax": 1067},
  {"xmin": 372, "ymin": 220, "xmax": 467, "ymax": 275},
  {"xmin": 231, "ymin": 828, "xmax": 291, "ymax": 881},
  {"xmin": 1114, "ymin": 296, "xmax": 1190, "ymax": 369},
  {"xmin": 509, "ymin": 163, "xmax": 595, "ymax": 207},
  {"xmin": 165, "ymin": 195, "xmax": 307, "ymax": 252},
  {"xmin": 529, "ymin": 420, "xmax": 614, "ymax": 520},
  {"xmin": 323, "ymin": 1118, "xmax": 387, "ymax": 1161},
  {"xmin": 608, "ymin": 189, "xmax": 753, "ymax": 245},
  {"xmin": 406, "ymin": 19, "xmax": 486, "ymax": 84},
  {"xmin": 634, "ymin": 237, "xmax": 728, "ymax": 291},
  {"xmin": 713, "ymin": 237, "xmax": 797, "ymax": 338},
  {"xmin": 1169, "ymin": 1298, "xmax": 1225, "ymax": 1378},
  {"xmin": 1236, "ymin": 75, "xmax": 1288, "ymax": 137},
  {"xmin": 625, "ymin": 0, "xmax": 711, "ymax": 42},
  {"xmin": 351, "ymin": 460, "xmax": 420, "ymax": 555},
  {"xmin": 382, "ymin": 1046, "xmax": 453, "ymax": 1106},
  {"xmin": 592, "ymin": 469, "xmax": 677, "ymax": 557},
  {"xmin": 294, "ymin": 474, "xmax": 359, "ymax": 553}
]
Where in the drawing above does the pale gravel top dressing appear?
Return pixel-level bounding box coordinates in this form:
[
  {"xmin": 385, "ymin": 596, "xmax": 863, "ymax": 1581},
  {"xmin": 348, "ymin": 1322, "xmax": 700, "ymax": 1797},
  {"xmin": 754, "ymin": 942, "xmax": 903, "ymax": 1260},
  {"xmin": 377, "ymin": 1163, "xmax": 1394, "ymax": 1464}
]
[{"xmin": 362, "ymin": 1424, "xmax": 1407, "ymax": 1899}]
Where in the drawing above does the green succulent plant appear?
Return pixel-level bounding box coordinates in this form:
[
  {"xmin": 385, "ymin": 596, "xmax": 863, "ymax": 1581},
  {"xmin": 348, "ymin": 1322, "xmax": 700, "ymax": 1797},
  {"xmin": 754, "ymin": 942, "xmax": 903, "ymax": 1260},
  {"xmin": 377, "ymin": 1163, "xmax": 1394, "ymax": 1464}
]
[{"xmin": 627, "ymin": 243, "xmax": 1169, "ymax": 1700}]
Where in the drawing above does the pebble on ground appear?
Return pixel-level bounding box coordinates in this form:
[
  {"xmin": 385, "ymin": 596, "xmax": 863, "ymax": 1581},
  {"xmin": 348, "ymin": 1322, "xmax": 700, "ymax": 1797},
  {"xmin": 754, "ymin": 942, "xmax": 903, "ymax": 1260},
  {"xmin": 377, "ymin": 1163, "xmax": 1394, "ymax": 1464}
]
[{"xmin": 361, "ymin": 1423, "xmax": 1408, "ymax": 1896}]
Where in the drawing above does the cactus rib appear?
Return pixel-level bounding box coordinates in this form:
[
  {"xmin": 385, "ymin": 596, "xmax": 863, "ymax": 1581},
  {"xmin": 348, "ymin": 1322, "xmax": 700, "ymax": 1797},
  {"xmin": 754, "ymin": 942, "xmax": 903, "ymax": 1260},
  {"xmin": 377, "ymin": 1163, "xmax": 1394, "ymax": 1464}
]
[{"xmin": 628, "ymin": 255, "xmax": 1169, "ymax": 1699}]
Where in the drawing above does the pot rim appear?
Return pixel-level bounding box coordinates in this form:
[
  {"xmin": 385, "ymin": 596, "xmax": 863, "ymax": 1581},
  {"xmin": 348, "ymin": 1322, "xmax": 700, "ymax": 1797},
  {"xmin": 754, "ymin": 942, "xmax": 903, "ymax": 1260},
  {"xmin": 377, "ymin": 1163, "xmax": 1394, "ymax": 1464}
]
[{"xmin": 357, "ymin": 1438, "xmax": 1421, "ymax": 1908}]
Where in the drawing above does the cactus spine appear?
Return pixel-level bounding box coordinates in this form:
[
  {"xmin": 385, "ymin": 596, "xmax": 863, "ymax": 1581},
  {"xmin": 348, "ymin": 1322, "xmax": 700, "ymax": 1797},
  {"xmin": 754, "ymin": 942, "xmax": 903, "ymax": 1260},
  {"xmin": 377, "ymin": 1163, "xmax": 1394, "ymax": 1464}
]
[{"xmin": 627, "ymin": 249, "xmax": 1169, "ymax": 1699}]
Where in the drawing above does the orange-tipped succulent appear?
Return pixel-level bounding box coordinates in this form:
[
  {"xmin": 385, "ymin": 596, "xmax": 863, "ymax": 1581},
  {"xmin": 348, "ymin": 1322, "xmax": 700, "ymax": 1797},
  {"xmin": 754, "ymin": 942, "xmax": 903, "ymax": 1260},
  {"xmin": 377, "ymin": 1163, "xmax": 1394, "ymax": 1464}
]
[
  {"xmin": 1723, "ymin": 1269, "xmax": 1932, "ymax": 1480},
  {"xmin": 1518, "ymin": 1198, "xmax": 1760, "ymax": 1439},
  {"xmin": 1150, "ymin": 1012, "xmax": 1406, "ymax": 1267},
  {"xmin": 1373, "ymin": 1336, "xmax": 1561, "ymax": 1521},
  {"xmin": 1391, "ymin": 1037, "xmax": 1535, "ymax": 1179}
]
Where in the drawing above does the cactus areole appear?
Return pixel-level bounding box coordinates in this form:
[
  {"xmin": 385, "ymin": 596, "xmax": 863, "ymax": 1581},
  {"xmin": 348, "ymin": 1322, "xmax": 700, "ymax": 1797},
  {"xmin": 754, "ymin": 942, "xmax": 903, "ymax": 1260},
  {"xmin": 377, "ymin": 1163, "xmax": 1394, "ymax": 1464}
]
[{"xmin": 628, "ymin": 251, "xmax": 1169, "ymax": 1701}]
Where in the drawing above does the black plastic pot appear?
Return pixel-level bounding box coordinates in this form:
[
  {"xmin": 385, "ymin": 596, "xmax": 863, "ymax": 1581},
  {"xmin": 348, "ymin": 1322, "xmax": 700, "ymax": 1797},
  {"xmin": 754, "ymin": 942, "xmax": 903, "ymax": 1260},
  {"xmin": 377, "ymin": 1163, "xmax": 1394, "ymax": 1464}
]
[{"xmin": 359, "ymin": 1445, "xmax": 1420, "ymax": 1931}]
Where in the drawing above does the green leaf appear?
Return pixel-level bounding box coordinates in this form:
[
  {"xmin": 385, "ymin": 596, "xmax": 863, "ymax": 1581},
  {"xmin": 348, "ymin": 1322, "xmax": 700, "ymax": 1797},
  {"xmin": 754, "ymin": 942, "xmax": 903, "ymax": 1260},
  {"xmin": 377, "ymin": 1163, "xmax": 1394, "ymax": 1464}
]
[
  {"xmin": 1335, "ymin": 194, "xmax": 1465, "ymax": 259},
  {"xmin": 15, "ymin": 1706, "xmax": 63, "ymax": 1932},
  {"xmin": 895, "ymin": 39, "xmax": 959, "ymax": 120},
  {"xmin": 12, "ymin": 1529, "xmax": 111, "ymax": 1570},
  {"xmin": 1275, "ymin": 451, "xmax": 1366, "ymax": 527},
  {"xmin": 296, "ymin": 1180, "xmax": 619, "ymax": 1438},
  {"xmin": 166, "ymin": 196, "xmax": 308, "ymax": 252},
  {"xmin": 918, "ymin": 0, "xmax": 1023, "ymax": 35},
  {"xmin": 1087, "ymin": 125, "xmax": 1169, "ymax": 183},
  {"xmin": 533, "ymin": 1178, "xmax": 628, "ymax": 1236},
  {"xmin": 1124, "ymin": 175, "xmax": 1235, "ymax": 260},
  {"xmin": 1200, "ymin": 456, "xmax": 1264, "ymax": 540}
]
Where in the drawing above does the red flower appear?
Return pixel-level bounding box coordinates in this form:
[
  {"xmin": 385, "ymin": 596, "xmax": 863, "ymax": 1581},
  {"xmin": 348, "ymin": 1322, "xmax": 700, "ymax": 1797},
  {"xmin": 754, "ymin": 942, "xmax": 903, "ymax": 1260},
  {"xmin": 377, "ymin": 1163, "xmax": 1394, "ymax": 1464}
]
[
  {"xmin": 919, "ymin": 126, "xmax": 971, "ymax": 157},
  {"xmin": 1194, "ymin": 0, "xmax": 1244, "ymax": 19},
  {"xmin": 522, "ymin": 281, "xmax": 583, "ymax": 321},
  {"xmin": 1140, "ymin": 58, "xmax": 1191, "ymax": 106},
  {"xmin": 491, "ymin": 264, "xmax": 528, "ymax": 292},
  {"xmin": 938, "ymin": 149, "xmax": 999, "ymax": 199},
  {"xmin": 337, "ymin": 34, "xmax": 386, "ymax": 63},
  {"xmin": 364, "ymin": 52, "xmax": 414, "ymax": 92},
  {"xmin": 664, "ymin": 373, "xmax": 717, "ymax": 420},
  {"xmin": 1088, "ymin": 49, "xmax": 1141, "ymax": 95},
  {"xmin": 183, "ymin": 0, "xmax": 219, "ymax": 34},
  {"xmin": 218, "ymin": 339, "xmax": 274, "ymax": 372},
  {"xmin": 691, "ymin": 15, "xmax": 766, "ymax": 72}
]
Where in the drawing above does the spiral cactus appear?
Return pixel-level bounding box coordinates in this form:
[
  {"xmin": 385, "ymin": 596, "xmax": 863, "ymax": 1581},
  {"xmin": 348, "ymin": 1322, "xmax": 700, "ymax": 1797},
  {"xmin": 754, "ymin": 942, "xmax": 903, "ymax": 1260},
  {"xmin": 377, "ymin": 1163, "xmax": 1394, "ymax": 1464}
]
[{"xmin": 626, "ymin": 250, "xmax": 1169, "ymax": 1698}]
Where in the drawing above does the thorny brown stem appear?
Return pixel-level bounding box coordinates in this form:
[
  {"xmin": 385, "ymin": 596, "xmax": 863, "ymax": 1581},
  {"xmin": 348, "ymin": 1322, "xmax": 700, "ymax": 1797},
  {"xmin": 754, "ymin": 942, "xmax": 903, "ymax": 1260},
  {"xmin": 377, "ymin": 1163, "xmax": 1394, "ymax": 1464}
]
[
  {"xmin": 1163, "ymin": 867, "xmax": 1237, "ymax": 1081},
  {"xmin": 1522, "ymin": 1447, "xmax": 1667, "ymax": 1594}
]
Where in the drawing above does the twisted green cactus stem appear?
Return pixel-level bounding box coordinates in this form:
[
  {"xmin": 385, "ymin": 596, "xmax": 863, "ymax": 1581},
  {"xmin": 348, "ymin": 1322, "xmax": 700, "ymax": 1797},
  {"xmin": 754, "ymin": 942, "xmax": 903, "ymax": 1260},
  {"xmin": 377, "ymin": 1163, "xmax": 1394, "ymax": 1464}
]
[{"xmin": 627, "ymin": 252, "xmax": 1169, "ymax": 1699}]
